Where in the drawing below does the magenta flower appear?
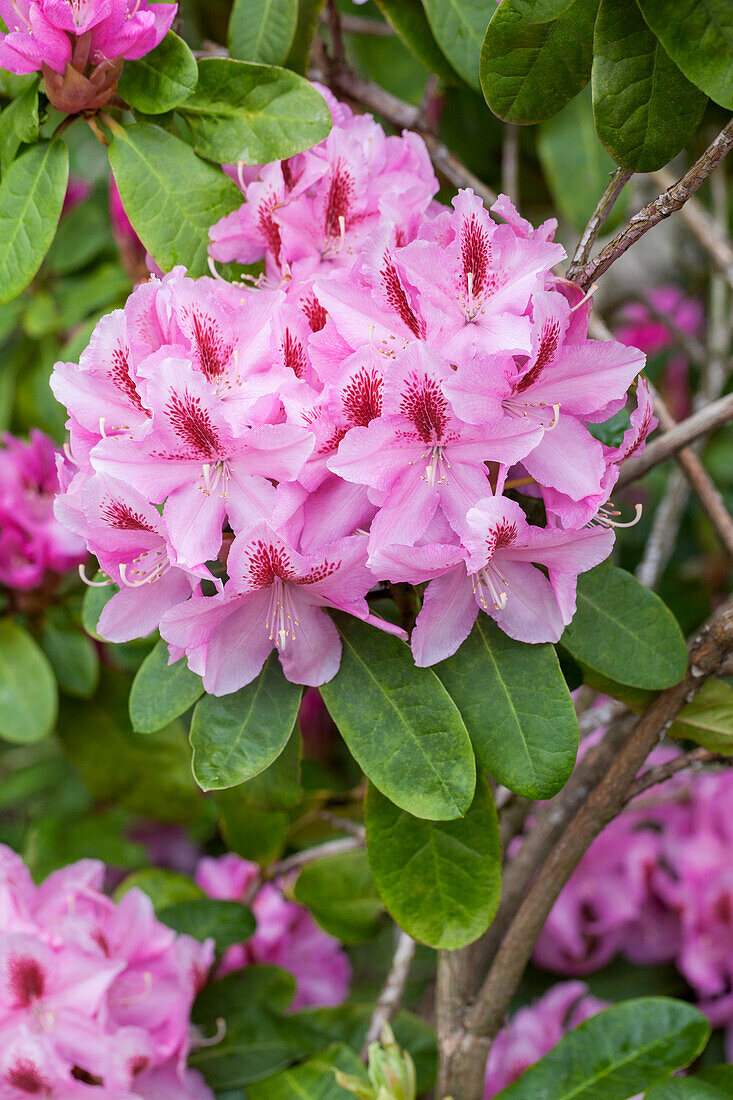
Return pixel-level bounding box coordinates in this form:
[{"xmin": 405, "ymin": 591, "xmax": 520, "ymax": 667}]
[
  {"xmin": 160, "ymin": 523, "xmax": 401, "ymax": 693},
  {"xmin": 195, "ymin": 853, "xmax": 351, "ymax": 1010}
]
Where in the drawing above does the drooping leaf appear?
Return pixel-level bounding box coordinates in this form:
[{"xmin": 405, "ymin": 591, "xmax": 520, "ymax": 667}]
[
  {"xmin": 158, "ymin": 897, "xmax": 255, "ymax": 950},
  {"xmin": 319, "ymin": 615, "xmax": 475, "ymax": 821},
  {"xmin": 435, "ymin": 617, "xmax": 577, "ymax": 800},
  {"xmin": 422, "ymin": 0, "xmax": 489, "ymax": 89},
  {"xmin": 285, "ymin": 0, "xmax": 326, "ymax": 74},
  {"xmin": 40, "ymin": 625, "xmax": 100, "ymax": 699},
  {"xmin": 560, "ymin": 561, "xmax": 688, "ymax": 691},
  {"xmin": 190, "ymin": 654, "xmax": 302, "ymax": 790},
  {"xmin": 246, "ymin": 1044, "xmax": 367, "ymax": 1100},
  {"xmin": 46, "ymin": 199, "xmax": 111, "ymax": 276},
  {"xmin": 108, "ymin": 121, "xmax": 242, "ymax": 276},
  {"xmin": 365, "ymin": 777, "xmax": 501, "ymax": 949},
  {"xmin": 178, "ymin": 58, "xmax": 331, "ymax": 165},
  {"xmin": 493, "ymin": 997, "xmax": 709, "ymax": 1099},
  {"xmin": 0, "ymin": 80, "xmax": 39, "ymax": 174},
  {"xmin": 228, "ymin": 0, "xmax": 298, "ymax": 65},
  {"xmin": 118, "ymin": 31, "xmax": 199, "ymax": 114},
  {"xmin": 480, "ymin": 0, "xmax": 598, "ymax": 123},
  {"xmin": 129, "ymin": 638, "xmax": 203, "ymax": 733},
  {"xmin": 374, "ymin": 0, "xmax": 459, "ymax": 83},
  {"xmin": 538, "ymin": 86, "xmax": 629, "ymax": 231},
  {"xmin": 294, "ymin": 849, "xmax": 384, "ymax": 943},
  {"xmin": 636, "ymin": 0, "xmax": 733, "ymax": 109},
  {"xmin": 668, "ymin": 679, "xmax": 733, "ymax": 754},
  {"xmin": 592, "ymin": 0, "xmax": 707, "ymax": 171},
  {"xmin": 0, "ymin": 140, "xmax": 69, "ymax": 305},
  {"xmin": 0, "ymin": 619, "xmax": 58, "ymax": 744}
]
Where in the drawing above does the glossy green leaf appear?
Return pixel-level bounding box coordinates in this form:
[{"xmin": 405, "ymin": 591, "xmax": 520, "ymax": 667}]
[
  {"xmin": 560, "ymin": 561, "xmax": 688, "ymax": 690},
  {"xmin": 194, "ymin": 965, "xmax": 296, "ymax": 1028},
  {"xmin": 507, "ymin": 0, "xmax": 578, "ymax": 16},
  {"xmin": 109, "ymin": 121, "xmax": 242, "ymax": 276},
  {"xmin": 374, "ymin": 0, "xmax": 459, "ymax": 83},
  {"xmin": 190, "ymin": 654, "xmax": 302, "ymax": 790},
  {"xmin": 592, "ymin": 0, "xmax": 707, "ymax": 171},
  {"xmin": 46, "ymin": 200, "xmax": 110, "ymax": 276},
  {"xmin": 294, "ymin": 849, "xmax": 384, "ymax": 943},
  {"xmin": 422, "ymin": 0, "xmax": 489, "ymax": 89},
  {"xmin": 118, "ymin": 31, "xmax": 198, "ymax": 113},
  {"xmin": 0, "ymin": 619, "xmax": 57, "ymax": 744},
  {"xmin": 480, "ymin": 0, "xmax": 598, "ymax": 123},
  {"xmin": 228, "ymin": 0, "xmax": 298, "ymax": 64},
  {"xmin": 493, "ymin": 998, "xmax": 709, "ymax": 1099},
  {"xmin": 129, "ymin": 638, "xmax": 203, "ymax": 733},
  {"xmin": 436, "ymin": 617, "xmax": 577, "ymax": 799},
  {"xmin": 320, "ymin": 614, "xmax": 475, "ymax": 821},
  {"xmin": 538, "ymin": 86, "xmax": 629, "ymax": 231},
  {"xmin": 159, "ymin": 897, "xmax": 255, "ymax": 949},
  {"xmin": 247, "ymin": 1044, "xmax": 367, "ymax": 1100},
  {"xmin": 636, "ymin": 0, "xmax": 733, "ymax": 108},
  {"xmin": 0, "ymin": 80, "xmax": 39, "ymax": 174},
  {"xmin": 645, "ymin": 1069, "xmax": 733, "ymax": 1099},
  {"xmin": 115, "ymin": 867, "xmax": 205, "ymax": 908},
  {"xmin": 40, "ymin": 625, "xmax": 99, "ymax": 699},
  {"xmin": 365, "ymin": 777, "xmax": 500, "ymax": 949},
  {"xmin": 668, "ymin": 679, "xmax": 733, "ymax": 754},
  {"xmin": 0, "ymin": 141, "xmax": 69, "ymax": 305},
  {"xmin": 179, "ymin": 58, "xmax": 331, "ymax": 164},
  {"xmin": 285, "ymin": 0, "xmax": 326, "ymax": 74}
]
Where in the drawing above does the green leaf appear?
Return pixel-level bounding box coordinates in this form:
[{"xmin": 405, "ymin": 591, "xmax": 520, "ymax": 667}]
[
  {"xmin": 0, "ymin": 80, "xmax": 39, "ymax": 174},
  {"xmin": 592, "ymin": 0, "xmax": 707, "ymax": 171},
  {"xmin": 480, "ymin": 0, "xmax": 598, "ymax": 123},
  {"xmin": 129, "ymin": 638, "xmax": 203, "ymax": 733},
  {"xmin": 194, "ymin": 965, "xmax": 296, "ymax": 1028},
  {"xmin": 645, "ymin": 1069, "xmax": 733, "ymax": 1099},
  {"xmin": 422, "ymin": 0, "xmax": 489, "ymax": 89},
  {"xmin": 40, "ymin": 625, "xmax": 99, "ymax": 699},
  {"xmin": 560, "ymin": 561, "xmax": 688, "ymax": 690},
  {"xmin": 538, "ymin": 86, "xmax": 630, "ymax": 231},
  {"xmin": 493, "ymin": 997, "xmax": 710, "ymax": 1099},
  {"xmin": 108, "ymin": 121, "xmax": 242, "ymax": 276},
  {"xmin": 46, "ymin": 199, "xmax": 111, "ymax": 276},
  {"xmin": 81, "ymin": 576, "xmax": 118, "ymax": 639},
  {"xmin": 159, "ymin": 897, "xmax": 255, "ymax": 949},
  {"xmin": 118, "ymin": 31, "xmax": 199, "ymax": 114},
  {"xmin": 0, "ymin": 618, "xmax": 57, "ymax": 743},
  {"xmin": 228, "ymin": 0, "xmax": 298, "ymax": 65},
  {"xmin": 294, "ymin": 849, "xmax": 384, "ymax": 943},
  {"xmin": 668, "ymin": 679, "xmax": 733, "ymax": 754},
  {"xmin": 374, "ymin": 0, "xmax": 459, "ymax": 83},
  {"xmin": 116, "ymin": 867, "xmax": 205, "ymax": 907},
  {"xmin": 247, "ymin": 1044, "xmax": 367, "ymax": 1100},
  {"xmin": 0, "ymin": 140, "xmax": 69, "ymax": 306},
  {"xmin": 435, "ymin": 617, "xmax": 577, "ymax": 800},
  {"xmin": 365, "ymin": 777, "xmax": 501, "ymax": 949},
  {"xmin": 320, "ymin": 615, "xmax": 475, "ymax": 821},
  {"xmin": 179, "ymin": 58, "xmax": 331, "ymax": 165},
  {"xmin": 285, "ymin": 0, "xmax": 326, "ymax": 74},
  {"xmin": 190, "ymin": 653, "xmax": 302, "ymax": 790},
  {"xmin": 636, "ymin": 0, "xmax": 733, "ymax": 109}
]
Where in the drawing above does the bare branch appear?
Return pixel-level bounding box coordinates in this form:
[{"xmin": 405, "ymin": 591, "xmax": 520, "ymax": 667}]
[
  {"xmin": 572, "ymin": 119, "xmax": 733, "ymax": 290},
  {"xmin": 363, "ymin": 930, "xmax": 416, "ymax": 1051},
  {"xmin": 501, "ymin": 124, "xmax": 520, "ymax": 206},
  {"xmin": 635, "ymin": 467, "xmax": 689, "ymax": 589},
  {"xmin": 330, "ymin": 13, "xmax": 394, "ymax": 36},
  {"xmin": 617, "ymin": 391, "xmax": 733, "ymax": 486},
  {"xmin": 265, "ymin": 834, "xmax": 364, "ymax": 879},
  {"xmin": 566, "ymin": 167, "xmax": 632, "ymax": 281},
  {"xmin": 625, "ymin": 746, "xmax": 727, "ymax": 803},
  {"xmin": 652, "ymin": 165, "xmax": 733, "ymax": 286},
  {"xmin": 326, "ymin": 0, "xmax": 346, "ymax": 70}
]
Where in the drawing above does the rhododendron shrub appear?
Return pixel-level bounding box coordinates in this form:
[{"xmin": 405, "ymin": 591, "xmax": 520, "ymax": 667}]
[{"xmin": 1, "ymin": 4, "xmax": 731, "ymax": 1100}]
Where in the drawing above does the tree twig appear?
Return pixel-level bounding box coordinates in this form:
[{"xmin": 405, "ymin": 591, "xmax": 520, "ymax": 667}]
[
  {"xmin": 617, "ymin": 391, "xmax": 733, "ymax": 486},
  {"xmin": 329, "ymin": 13, "xmax": 394, "ymax": 36},
  {"xmin": 566, "ymin": 167, "xmax": 632, "ymax": 281},
  {"xmin": 501, "ymin": 124, "xmax": 520, "ymax": 206},
  {"xmin": 652, "ymin": 165, "xmax": 733, "ymax": 287},
  {"xmin": 264, "ymin": 835, "xmax": 364, "ymax": 879},
  {"xmin": 572, "ymin": 119, "xmax": 733, "ymax": 290},
  {"xmin": 326, "ymin": 0, "xmax": 345, "ymax": 70},
  {"xmin": 363, "ymin": 929, "xmax": 416, "ymax": 1052},
  {"xmin": 635, "ymin": 467, "xmax": 689, "ymax": 589},
  {"xmin": 625, "ymin": 746, "xmax": 726, "ymax": 802}
]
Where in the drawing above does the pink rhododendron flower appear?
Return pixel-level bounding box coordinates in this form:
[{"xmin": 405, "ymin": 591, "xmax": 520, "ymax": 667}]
[
  {"xmin": 0, "ymin": 845, "xmax": 214, "ymax": 1099},
  {"xmin": 0, "ymin": 430, "xmax": 86, "ymax": 593},
  {"xmin": 484, "ymin": 982, "xmax": 608, "ymax": 1096},
  {"xmin": 195, "ymin": 853, "xmax": 351, "ymax": 1009},
  {"xmin": 0, "ymin": 0, "xmax": 176, "ymax": 111}
]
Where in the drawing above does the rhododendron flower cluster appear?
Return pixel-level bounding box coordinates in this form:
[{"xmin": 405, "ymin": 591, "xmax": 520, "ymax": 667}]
[
  {"xmin": 484, "ymin": 981, "xmax": 607, "ymax": 1096},
  {"xmin": 0, "ymin": 845, "xmax": 213, "ymax": 1098},
  {"xmin": 0, "ymin": 430, "xmax": 85, "ymax": 593},
  {"xmin": 533, "ymin": 753, "xmax": 733, "ymax": 1057},
  {"xmin": 0, "ymin": 0, "xmax": 176, "ymax": 112},
  {"xmin": 195, "ymin": 853, "xmax": 351, "ymax": 1010},
  {"xmin": 51, "ymin": 87, "xmax": 652, "ymax": 693}
]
